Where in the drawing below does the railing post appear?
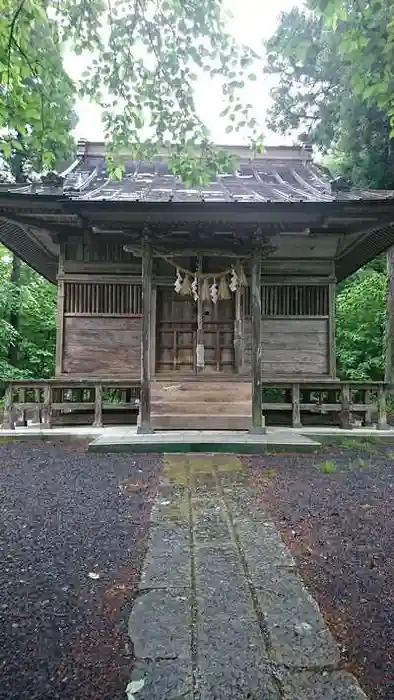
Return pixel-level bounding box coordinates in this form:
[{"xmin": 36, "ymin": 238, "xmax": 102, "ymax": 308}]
[
  {"xmin": 33, "ymin": 388, "xmax": 41, "ymax": 424},
  {"xmin": 377, "ymin": 384, "xmax": 388, "ymax": 430},
  {"xmin": 15, "ymin": 388, "xmax": 27, "ymax": 427},
  {"xmin": 2, "ymin": 383, "xmax": 14, "ymax": 430},
  {"xmin": 93, "ymin": 384, "xmax": 103, "ymax": 428},
  {"xmin": 42, "ymin": 384, "xmax": 53, "ymax": 428},
  {"xmin": 340, "ymin": 383, "xmax": 352, "ymax": 429},
  {"xmin": 292, "ymin": 383, "xmax": 302, "ymax": 428},
  {"xmin": 364, "ymin": 389, "xmax": 373, "ymax": 426}
]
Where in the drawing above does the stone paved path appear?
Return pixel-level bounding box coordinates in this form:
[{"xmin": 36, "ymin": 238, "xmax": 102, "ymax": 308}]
[{"xmin": 128, "ymin": 455, "xmax": 368, "ymax": 699}]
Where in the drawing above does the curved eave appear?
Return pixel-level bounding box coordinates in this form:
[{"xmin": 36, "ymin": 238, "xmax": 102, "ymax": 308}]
[
  {"xmin": 336, "ymin": 223, "xmax": 394, "ymax": 281},
  {"xmin": 0, "ymin": 218, "xmax": 58, "ymax": 282}
]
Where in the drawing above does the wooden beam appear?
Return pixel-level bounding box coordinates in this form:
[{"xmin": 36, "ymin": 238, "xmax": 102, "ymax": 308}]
[
  {"xmin": 250, "ymin": 250, "xmax": 265, "ymax": 433},
  {"xmin": 138, "ymin": 236, "xmax": 154, "ymax": 433}
]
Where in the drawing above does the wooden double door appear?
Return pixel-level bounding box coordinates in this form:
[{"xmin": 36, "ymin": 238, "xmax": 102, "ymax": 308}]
[{"xmin": 156, "ymin": 288, "xmax": 235, "ymax": 374}]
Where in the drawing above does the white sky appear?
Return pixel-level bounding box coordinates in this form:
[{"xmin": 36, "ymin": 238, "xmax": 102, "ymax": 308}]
[{"xmin": 64, "ymin": 0, "xmax": 300, "ymax": 145}]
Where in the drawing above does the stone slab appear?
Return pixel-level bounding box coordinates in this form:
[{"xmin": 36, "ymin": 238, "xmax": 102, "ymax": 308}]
[
  {"xmin": 128, "ymin": 591, "xmax": 191, "ymax": 660},
  {"xmin": 195, "ymin": 546, "xmax": 254, "ymax": 618},
  {"xmin": 139, "ymin": 545, "xmax": 191, "ymax": 591},
  {"xmin": 192, "ymin": 499, "xmax": 231, "ymax": 545},
  {"xmin": 130, "ymin": 659, "xmax": 193, "ymax": 700},
  {"xmin": 254, "ymin": 569, "xmax": 340, "ymax": 667},
  {"xmin": 233, "ymin": 518, "xmax": 297, "ymax": 571},
  {"xmin": 197, "ymin": 615, "xmax": 279, "ymax": 700},
  {"xmin": 280, "ymin": 669, "xmax": 369, "ymax": 699}
]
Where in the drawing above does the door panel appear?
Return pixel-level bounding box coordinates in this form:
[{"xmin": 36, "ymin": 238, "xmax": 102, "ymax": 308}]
[
  {"xmin": 201, "ymin": 298, "xmax": 235, "ymax": 373},
  {"xmin": 155, "ymin": 288, "xmax": 235, "ymax": 374},
  {"xmin": 156, "ymin": 288, "xmax": 196, "ymax": 373}
]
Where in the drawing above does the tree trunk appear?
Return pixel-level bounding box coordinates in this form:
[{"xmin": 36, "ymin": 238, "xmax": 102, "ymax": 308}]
[
  {"xmin": 385, "ymin": 247, "xmax": 394, "ymax": 386},
  {"xmin": 8, "ymin": 254, "xmax": 21, "ymax": 367}
]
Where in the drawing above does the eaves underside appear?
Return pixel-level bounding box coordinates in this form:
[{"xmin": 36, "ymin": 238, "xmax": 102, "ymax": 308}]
[{"xmin": 1, "ymin": 207, "xmax": 394, "ymax": 284}]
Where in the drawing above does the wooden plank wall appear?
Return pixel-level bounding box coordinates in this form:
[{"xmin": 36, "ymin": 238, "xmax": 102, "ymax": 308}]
[
  {"xmin": 242, "ymin": 280, "xmax": 332, "ymax": 377},
  {"xmin": 59, "ymin": 280, "xmax": 142, "ymax": 376}
]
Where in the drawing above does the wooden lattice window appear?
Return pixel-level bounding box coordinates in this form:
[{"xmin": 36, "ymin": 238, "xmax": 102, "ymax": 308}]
[
  {"xmin": 244, "ymin": 284, "xmax": 329, "ymax": 317},
  {"xmin": 64, "ymin": 282, "xmax": 142, "ymax": 315}
]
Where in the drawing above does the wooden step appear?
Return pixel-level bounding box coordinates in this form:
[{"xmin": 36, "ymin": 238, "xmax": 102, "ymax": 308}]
[
  {"xmin": 152, "ymin": 381, "xmax": 252, "ymax": 403},
  {"xmin": 151, "ymin": 414, "xmax": 252, "ymax": 431},
  {"xmin": 152, "ymin": 401, "xmax": 251, "ymax": 415},
  {"xmin": 149, "ymin": 379, "xmax": 253, "ymax": 431}
]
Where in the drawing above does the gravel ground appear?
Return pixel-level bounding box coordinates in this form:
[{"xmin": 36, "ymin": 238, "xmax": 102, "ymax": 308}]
[
  {"xmin": 0, "ymin": 439, "xmax": 161, "ymax": 700},
  {"xmin": 245, "ymin": 441, "xmax": 394, "ymax": 700}
]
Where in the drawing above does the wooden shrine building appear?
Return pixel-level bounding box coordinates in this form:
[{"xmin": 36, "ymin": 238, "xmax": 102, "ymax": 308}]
[{"xmin": 1, "ymin": 140, "xmax": 394, "ymax": 432}]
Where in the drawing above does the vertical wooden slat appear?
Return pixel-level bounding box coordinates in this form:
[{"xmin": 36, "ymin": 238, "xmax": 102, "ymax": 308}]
[
  {"xmin": 250, "ymin": 250, "xmax": 265, "ymax": 433},
  {"xmin": 95, "ymin": 284, "xmax": 99, "ymax": 313},
  {"xmin": 138, "ymin": 237, "xmax": 153, "ymax": 434}
]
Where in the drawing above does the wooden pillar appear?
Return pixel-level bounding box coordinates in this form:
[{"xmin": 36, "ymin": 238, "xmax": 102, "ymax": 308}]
[
  {"xmin": 250, "ymin": 251, "xmax": 265, "ymax": 433},
  {"xmin": 138, "ymin": 237, "xmax": 153, "ymax": 434},
  {"xmin": 234, "ymin": 264, "xmax": 243, "ymax": 373},
  {"xmin": 196, "ymin": 255, "xmax": 204, "ymax": 373},
  {"xmin": 328, "ymin": 276, "xmax": 336, "ymax": 378},
  {"xmin": 55, "ymin": 244, "xmax": 65, "ymax": 376}
]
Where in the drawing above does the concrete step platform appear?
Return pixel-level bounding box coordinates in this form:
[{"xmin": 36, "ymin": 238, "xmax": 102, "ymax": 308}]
[{"xmin": 88, "ymin": 429, "xmax": 321, "ymax": 454}]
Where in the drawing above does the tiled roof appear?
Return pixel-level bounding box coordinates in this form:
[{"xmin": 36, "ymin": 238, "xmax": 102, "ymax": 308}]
[{"xmin": 2, "ymin": 143, "xmax": 394, "ymax": 203}]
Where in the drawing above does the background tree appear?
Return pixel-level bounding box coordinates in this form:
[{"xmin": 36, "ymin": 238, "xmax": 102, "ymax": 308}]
[
  {"xmin": 308, "ymin": 0, "xmax": 394, "ymax": 135},
  {"xmin": 0, "ymin": 0, "xmax": 77, "ymax": 380},
  {"xmin": 1, "ymin": 0, "xmax": 264, "ymax": 182},
  {"xmin": 264, "ymin": 4, "xmax": 393, "ymax": 380},
  {"xmin": 0, "ymin": 245, "xmax": 57, "ymax": 379}
]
